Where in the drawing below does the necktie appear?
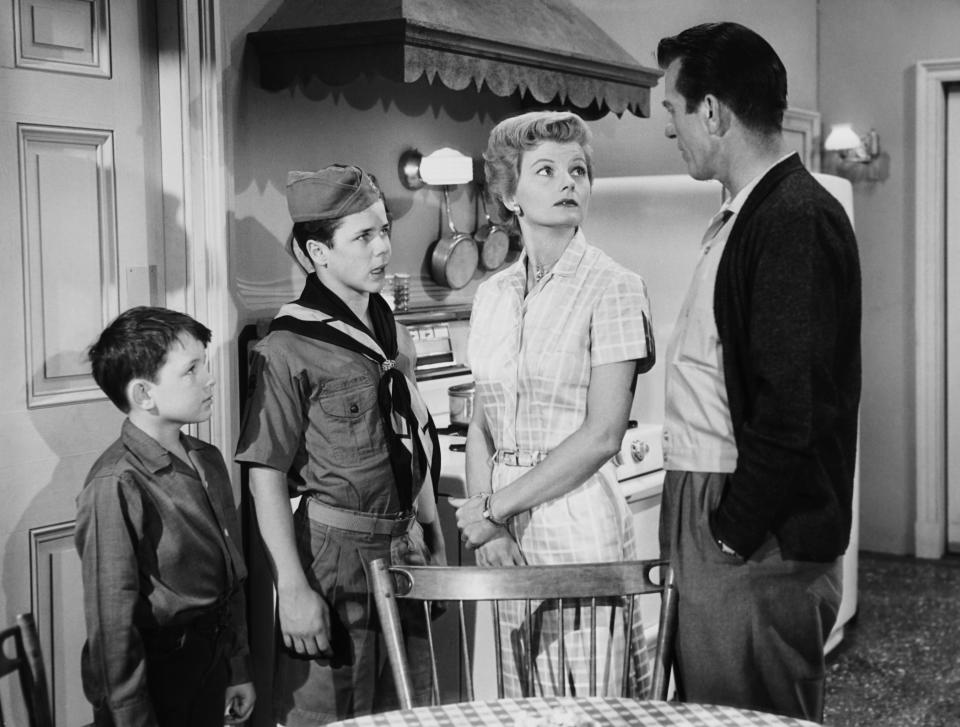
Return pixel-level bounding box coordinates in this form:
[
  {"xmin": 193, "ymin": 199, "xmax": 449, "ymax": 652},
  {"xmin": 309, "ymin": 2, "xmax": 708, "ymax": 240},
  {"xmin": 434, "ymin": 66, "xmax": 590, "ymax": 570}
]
[{"xmin": 702, "ymin": 209, "xmax": 734, "ymax": 246}]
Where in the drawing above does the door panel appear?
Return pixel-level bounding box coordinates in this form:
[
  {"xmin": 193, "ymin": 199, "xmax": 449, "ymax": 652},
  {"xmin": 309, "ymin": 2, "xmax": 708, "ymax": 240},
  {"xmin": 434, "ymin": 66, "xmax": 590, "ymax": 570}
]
[{"xmin": 0, "ymin": 0, "xmax": 163, "ymax": 724}]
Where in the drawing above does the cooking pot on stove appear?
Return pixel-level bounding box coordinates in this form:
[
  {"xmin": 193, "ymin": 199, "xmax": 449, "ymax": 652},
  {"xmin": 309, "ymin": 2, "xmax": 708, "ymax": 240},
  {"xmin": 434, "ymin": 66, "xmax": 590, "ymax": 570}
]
[
  {"xmin": 447, "ymin": 382, "xmax": 475, "ymax": 428},
  {"xmin": 430, "ymin": 187, "xmax": 478, "ymax": 290}
]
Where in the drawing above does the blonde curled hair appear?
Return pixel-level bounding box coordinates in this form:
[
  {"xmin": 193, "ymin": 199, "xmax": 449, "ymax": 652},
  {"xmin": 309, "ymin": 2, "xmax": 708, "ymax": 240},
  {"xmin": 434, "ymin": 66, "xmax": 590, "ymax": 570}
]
[{"xmin": 482, "ymin": 111, "xmax": 594, "ymax": 230}]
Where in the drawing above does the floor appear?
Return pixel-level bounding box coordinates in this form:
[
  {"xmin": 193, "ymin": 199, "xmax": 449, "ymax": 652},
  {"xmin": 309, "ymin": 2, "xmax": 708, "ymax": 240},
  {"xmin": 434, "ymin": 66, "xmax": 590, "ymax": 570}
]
[{"xmin": 824, "ymin": 551, "xmax": 960, "ymax": 726}]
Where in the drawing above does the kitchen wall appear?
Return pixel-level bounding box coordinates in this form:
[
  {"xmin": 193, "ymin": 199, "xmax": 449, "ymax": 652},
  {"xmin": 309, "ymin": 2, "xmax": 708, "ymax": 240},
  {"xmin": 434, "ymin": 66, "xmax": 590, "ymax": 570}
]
[
  {"xmin": 819, "ymin": 0, "xmax": 960, "ymax": 554},
  {"xmin": 220, "ymin": 0, "xmax": 933, "ymax": 555},
  {"xmin": 221, "ymin": 0, "xmax": 818, "ymax": 315},
  {"xmin": 568, "ymin": 0, "xmax": 818, "ymax": 176}
]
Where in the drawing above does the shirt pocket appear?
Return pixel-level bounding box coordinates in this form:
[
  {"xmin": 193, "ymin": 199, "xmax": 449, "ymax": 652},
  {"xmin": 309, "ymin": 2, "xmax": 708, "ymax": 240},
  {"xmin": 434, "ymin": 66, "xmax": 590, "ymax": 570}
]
[{"xmin": 317, "ymin": 375, "xmax": 380, "ymax": 463}]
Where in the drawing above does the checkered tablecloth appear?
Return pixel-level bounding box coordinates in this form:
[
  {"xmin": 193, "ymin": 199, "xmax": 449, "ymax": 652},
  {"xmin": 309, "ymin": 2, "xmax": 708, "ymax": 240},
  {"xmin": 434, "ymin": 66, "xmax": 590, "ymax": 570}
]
[{"xmin": 327, "ymin": 697, "xmax": 820, "ymax": 727}]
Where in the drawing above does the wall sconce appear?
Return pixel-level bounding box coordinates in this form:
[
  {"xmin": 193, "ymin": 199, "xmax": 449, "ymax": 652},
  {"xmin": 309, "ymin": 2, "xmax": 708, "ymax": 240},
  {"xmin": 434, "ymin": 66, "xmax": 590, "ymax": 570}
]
[
  {"xmin": 399, "ymin": 147, "xmax": 474, "ymax": 189},
  {"xmin": 822, "ymin": 123, "xmax": 888, "ymax": 182}
]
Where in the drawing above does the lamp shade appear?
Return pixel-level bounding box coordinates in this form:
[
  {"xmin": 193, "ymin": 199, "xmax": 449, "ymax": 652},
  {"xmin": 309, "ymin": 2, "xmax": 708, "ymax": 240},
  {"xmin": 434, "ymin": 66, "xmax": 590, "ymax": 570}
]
[
  {"xmin": 824, "ymin": 123, "xmax": 862, "ymax": 152},
  {"xmin": 419, "ymin": 148, "xmax": 473, "ymax": 186}
]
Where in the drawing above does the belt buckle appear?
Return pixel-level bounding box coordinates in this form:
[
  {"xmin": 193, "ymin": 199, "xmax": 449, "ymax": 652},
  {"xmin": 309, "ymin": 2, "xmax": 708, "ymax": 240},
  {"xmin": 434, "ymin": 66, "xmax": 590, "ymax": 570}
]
[{"xmin": 517, "ymin": 451, "xmax": 537, "ymax": 467}]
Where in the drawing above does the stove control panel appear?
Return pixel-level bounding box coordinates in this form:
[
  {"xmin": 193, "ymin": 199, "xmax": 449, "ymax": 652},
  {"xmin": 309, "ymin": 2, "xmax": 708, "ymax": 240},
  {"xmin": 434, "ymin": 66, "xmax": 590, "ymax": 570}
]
[{"xmin": 613, "ymin": 422, "xmax": 664, "ymax": 481}]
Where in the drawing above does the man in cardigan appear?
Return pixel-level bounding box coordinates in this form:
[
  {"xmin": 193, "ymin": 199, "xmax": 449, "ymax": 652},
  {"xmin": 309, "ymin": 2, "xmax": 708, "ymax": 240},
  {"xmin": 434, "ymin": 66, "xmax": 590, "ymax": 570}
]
[{"xmin": 655, "ymin": 22, "xmax": 861, "ymax": 722}]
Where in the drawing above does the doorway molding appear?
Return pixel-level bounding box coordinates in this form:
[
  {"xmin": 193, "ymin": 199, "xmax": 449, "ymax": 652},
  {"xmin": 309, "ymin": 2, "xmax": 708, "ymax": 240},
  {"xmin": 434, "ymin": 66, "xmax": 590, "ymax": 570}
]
[
  {"xmin": 915, "ymin": 58, "xmax": 960, "ymax": 558},
  {"xmin": 158, "ymin": 0, "xmax": 232, "ymax": 457}
]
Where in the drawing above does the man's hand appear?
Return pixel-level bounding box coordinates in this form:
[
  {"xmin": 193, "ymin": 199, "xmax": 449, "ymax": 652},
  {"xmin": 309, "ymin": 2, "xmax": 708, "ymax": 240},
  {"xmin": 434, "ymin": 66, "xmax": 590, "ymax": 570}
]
[
  {"xmin": 476, "ymin": 531, "xmax": 526, "ymax": 567},
  {"xmin": 277, "ymin": 583, "xmax": 332, "ymax": 657},
  {"xmin": 224, "ymin": 681, "xmax": 256, "ymax": 724}
]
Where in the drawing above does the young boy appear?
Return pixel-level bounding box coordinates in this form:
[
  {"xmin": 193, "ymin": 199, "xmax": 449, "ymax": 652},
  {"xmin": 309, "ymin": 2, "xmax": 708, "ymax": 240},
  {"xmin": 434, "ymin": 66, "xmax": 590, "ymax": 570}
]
[
  {"xmin": 76, "ymin": 306, "xmax": 255, "ymax": 727},
  {"xmin": 236, "ymin": 165, "xmax": 445, "ymax": 725}
]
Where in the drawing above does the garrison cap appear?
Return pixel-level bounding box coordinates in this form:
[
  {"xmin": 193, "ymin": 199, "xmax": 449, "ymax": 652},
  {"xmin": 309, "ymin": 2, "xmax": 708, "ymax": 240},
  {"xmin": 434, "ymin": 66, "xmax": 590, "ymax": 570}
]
[{"xmin": 286, "ymin": 165, "xmax": 382, "ymax": 222}]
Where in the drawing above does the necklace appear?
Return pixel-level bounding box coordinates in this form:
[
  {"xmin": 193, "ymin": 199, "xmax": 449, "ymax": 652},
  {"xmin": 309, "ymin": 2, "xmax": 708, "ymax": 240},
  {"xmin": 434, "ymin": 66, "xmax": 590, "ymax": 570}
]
[{"xmin": 533, "ymin": 258, "xmax": 557, "ymax": 282}]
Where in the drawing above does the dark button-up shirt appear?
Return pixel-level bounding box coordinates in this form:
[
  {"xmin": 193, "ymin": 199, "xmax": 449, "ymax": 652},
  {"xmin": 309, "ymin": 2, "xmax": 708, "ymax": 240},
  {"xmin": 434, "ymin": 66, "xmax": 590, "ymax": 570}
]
[{"xmin": 75, "ymin": 419, "xmax": 250, "ymax": 727}]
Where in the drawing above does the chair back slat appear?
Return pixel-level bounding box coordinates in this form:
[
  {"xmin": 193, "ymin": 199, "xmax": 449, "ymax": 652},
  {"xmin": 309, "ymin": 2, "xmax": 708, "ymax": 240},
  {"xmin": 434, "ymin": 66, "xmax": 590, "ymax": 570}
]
[
  {"xmin": 621, "ymin": 596, "xmax": 637, "ymax": 695},
  {"xmin": 492, "ymin": 600, "xmax": 504, "ymax": 699},
  {"xmin": 588, "ymin": 598, "xmax": 597, "ymax": 696},
  {"xmin": 421, "ymin": 602, "xmax": 441, "ymax": 705},
  {"xmin": 557, "ymin": 597, "xmax": 566, "ymax": 697},
  {"xmin": 368, "ymin": 559, "xmax": 416, "ymax": 708},
  {"xmin": 369, "ymin": 558, "xmax": 677, "ymax": 709},
  {"xmin": 457, "ymin": 602, "xmax": 474, "ymax": 701},
  {"xmin": 522, "ymin": 599, "xmax": 532, "ymax": 696},
  {"xmin": 0, "ymin": 614, "xmax": 53, "ymax": 727},
  {"xmin": 650, "ymin": 566, "xmax": 678, "ymax": 701}
]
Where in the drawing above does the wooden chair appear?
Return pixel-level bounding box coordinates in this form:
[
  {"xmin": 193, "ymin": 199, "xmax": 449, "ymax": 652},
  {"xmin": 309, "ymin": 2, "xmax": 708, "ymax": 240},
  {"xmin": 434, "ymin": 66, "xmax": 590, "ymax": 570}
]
[
  {"xmin": 369, "ymin": 558, "xmax": 677, "ymax": 709},
  {"xmin": 0, "ymin": 613, "xmax": 53, "ymax": 727}
]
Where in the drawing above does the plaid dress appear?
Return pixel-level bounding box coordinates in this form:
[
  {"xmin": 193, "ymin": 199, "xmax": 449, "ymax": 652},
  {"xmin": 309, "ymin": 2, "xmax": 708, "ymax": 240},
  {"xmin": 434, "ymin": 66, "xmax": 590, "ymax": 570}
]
[{"xmin": 467, "ymin": 231, "xmax": 654, "ymax": 697}]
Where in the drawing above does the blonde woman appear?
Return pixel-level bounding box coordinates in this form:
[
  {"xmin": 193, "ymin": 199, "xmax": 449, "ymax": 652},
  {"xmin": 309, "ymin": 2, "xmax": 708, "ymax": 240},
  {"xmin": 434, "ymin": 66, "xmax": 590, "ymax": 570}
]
[{"xmin": 452, "ymin": 111, "xmax": 655, "ymax": 698}]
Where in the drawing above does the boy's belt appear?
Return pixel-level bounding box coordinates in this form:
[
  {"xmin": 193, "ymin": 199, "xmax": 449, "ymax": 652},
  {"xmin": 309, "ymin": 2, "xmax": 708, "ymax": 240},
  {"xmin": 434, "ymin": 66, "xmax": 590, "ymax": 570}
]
[{"xmin": 306, "ymin": 498, "xmax": 414, "ymax": 537}]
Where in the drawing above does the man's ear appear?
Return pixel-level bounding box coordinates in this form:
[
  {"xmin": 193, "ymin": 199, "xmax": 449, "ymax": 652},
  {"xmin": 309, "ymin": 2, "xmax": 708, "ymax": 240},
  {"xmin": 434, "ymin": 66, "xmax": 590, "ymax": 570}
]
[
  {"xmin": 702, "ymin": 94, "xmax": 731, "ymax": 136},
  {"xmin": 127, "ymin": 378, "xmax": 155, "ymax": 412}
]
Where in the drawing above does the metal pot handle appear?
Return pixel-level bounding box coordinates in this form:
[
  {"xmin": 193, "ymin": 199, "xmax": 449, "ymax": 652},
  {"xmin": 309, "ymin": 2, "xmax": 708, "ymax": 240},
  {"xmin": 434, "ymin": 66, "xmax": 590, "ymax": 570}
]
[
  {"xmin": 442, "ymin": 186, "xmax": 459, "ymax": 236},
  {"xmin": 480, "ymin": 190, "xmax": 495, "ymax": 228}
]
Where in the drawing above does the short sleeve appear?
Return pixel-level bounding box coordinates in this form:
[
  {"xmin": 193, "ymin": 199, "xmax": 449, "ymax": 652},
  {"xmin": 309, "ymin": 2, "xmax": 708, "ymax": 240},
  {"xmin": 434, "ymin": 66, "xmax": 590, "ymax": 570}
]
[
  {"xmin": 234, "ymin": 338, "xmax": 305, "ymax": 471},
  {"xmin": 464, "ymin": 280, "xmax": 491, "ymax": 371},
  {"xmin": 590, "ymin": 270, "xmax": 653, "ymax": 367}
]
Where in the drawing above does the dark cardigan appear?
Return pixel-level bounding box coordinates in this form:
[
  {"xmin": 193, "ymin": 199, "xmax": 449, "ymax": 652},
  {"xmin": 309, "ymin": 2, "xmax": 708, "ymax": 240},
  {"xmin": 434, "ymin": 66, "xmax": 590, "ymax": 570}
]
[{"xmin": 711, "ymin": 155, "xmax": 862, "ymax": 562}]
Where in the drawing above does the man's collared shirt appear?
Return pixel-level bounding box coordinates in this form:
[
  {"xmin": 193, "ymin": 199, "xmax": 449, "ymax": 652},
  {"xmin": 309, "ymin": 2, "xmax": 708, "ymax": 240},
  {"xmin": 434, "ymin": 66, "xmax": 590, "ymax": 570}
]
[{"xmin": 663, "ymin": 153, "xmax": 795, "ymax": 473}]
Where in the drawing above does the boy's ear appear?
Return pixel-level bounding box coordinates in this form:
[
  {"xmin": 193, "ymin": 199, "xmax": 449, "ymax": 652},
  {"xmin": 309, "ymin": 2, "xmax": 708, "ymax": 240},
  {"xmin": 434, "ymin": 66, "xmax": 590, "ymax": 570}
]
[
  {"xmin": 126, "ymin": 378, "xmax": 155, "ymax": 412},
  {"xmin": 306, "ymin": 239, "xmax": 328, "ymax": 269}
]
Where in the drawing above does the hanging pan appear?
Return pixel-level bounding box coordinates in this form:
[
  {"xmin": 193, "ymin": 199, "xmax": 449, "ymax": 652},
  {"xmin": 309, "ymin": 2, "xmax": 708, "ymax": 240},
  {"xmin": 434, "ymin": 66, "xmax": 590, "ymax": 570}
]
[
  {"xmin": 473, "ymin": 191, "xmax": 509, "ymax": 270},
  {"xmin": 429, "ymin": 186, "xmax": 479, "ymax": 290}
]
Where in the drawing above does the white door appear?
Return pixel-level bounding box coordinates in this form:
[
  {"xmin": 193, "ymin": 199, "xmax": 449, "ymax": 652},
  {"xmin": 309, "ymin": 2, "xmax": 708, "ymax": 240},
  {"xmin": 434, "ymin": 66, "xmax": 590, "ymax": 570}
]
[
  {"xmin": 0, "ymin": 0, "xmax": 165, "ymax": 723},
  {"xmin": 946, "ymin": 83, "xmax": 960, "ymax": 551}
]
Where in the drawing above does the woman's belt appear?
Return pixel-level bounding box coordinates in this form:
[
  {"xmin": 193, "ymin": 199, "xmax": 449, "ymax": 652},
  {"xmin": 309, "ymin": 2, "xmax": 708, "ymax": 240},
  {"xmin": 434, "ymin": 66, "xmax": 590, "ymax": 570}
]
[
  {"xmin": 306, "ymin": 498, "xmax": 414, "ymax": 537},
  {"xmin": 493, "ymin": 449, "xmax": 548, "ymax": 467}
]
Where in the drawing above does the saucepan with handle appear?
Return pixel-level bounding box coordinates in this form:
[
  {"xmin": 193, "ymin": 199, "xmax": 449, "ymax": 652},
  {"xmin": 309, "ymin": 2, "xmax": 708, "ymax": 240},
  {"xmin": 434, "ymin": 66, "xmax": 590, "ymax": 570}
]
[
  {"xmin": 429, "ymin": 186, "xmax": 478, "ymax": 290},
  {"xmin": 473, "ymin": 191, "xmax": 509, "ymax": 271},
  {"xmin": 447, "ymin": 381, "xmax": 475, "ymax": 429}
]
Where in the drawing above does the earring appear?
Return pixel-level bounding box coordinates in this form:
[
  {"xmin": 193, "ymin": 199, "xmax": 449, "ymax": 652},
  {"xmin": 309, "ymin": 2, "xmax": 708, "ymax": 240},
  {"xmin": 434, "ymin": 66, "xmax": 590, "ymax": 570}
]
[{"xmin": 514, "ymin": 205, "xmax": 524, "ymax": 217}]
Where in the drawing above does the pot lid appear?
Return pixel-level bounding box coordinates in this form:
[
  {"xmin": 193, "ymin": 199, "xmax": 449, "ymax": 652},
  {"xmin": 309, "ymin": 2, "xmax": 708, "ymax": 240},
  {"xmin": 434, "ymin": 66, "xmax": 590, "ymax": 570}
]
[{"xmin": 249, "ymin": 0, "xmax": 661, "ymax": 118}]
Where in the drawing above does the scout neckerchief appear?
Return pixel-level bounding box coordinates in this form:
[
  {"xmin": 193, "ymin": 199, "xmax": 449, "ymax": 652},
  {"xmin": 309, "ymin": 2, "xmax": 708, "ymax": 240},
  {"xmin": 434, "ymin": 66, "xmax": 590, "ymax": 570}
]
[{"xmin": 270, "ymin": 273, "xmax": 439, "ymax": 510}]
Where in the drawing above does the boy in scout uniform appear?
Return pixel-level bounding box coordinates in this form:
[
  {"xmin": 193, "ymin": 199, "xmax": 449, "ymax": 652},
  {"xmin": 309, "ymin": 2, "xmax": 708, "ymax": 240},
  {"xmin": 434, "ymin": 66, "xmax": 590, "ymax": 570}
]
[{"xmin": 236, "ymin": 165, "xmax": 445, "ymax": 725}]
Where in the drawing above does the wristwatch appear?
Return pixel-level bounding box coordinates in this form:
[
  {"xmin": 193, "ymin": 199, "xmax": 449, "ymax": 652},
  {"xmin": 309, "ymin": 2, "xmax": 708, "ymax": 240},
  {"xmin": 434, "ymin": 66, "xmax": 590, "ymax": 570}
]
[
  {"xmin": 715, "ymin": 536, "xmax": 744, "ymax": 560},
  {"xmin": 481, "ymin": 494, "xmax": 509, "ymax": 528}
]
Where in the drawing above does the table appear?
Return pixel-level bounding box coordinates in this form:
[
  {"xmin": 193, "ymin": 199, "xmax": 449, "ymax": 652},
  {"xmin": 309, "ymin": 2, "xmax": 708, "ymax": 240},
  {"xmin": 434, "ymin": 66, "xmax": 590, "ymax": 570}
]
[{"xmin": 327, "ymin": 697, "xmax": 820, "ymax": 727}]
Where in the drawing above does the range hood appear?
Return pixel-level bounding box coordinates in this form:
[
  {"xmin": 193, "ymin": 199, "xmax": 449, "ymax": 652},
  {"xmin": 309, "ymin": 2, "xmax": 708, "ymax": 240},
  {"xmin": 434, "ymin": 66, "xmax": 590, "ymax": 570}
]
[{"xmin": 249, "ymin": 0, "xmax": 661, "ymax": 118}]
